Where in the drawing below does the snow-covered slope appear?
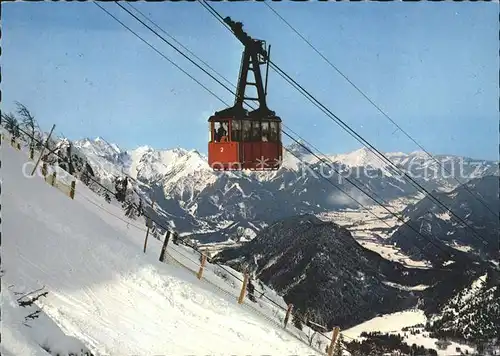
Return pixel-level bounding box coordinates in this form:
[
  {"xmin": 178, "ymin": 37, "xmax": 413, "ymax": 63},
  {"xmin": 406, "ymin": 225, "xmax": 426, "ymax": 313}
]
[
  {"xmin": 1, "ymin": 278, "xmax": 93, "ymax": 356},
  {"xmin": 2, "ymin": 142, "xmax": 322, "ymax": 355},
  {"xmin": 343, "ymin": 310, "xmax": 476, "ymax": 356},
  {"xmin": 72, "ymin": 138, "xmax": 498, "ymax": 242},
  {"xmin": 428, "ymin": 272, "xmax": 500, "ymax": 345}
]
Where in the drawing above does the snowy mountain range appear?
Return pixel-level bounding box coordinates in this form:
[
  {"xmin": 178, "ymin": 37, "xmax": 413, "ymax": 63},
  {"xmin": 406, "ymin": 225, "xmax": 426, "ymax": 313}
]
[{"xmin": 73, "ymin": 138, "xmax": 499, "ymax": 242}]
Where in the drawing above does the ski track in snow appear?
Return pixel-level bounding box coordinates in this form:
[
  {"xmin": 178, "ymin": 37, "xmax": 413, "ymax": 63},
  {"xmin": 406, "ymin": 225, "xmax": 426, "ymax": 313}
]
[{"xmin": 2, "ymin": 143, "xmax": 321, "ymax": 356}]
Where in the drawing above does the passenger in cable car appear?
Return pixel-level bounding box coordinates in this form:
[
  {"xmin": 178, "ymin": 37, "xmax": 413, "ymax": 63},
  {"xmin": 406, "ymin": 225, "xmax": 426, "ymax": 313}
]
[
  {"xmin": 269, "ymin": 122, "xmax": 278, "ymax": 142},
  {"xmin": 242, "ymin": 121, "xmax": 251, "ymax": 141},
  {"xmin": 216, "ymin": 125, "xmax": 226, "ymax": 141},
  {"xmin": 231, "ymin": 120, "xmax": 242, "ymax": 141},
  {"xmin": 214, "ymin": 122, "xmax": 228, "ymax": 142},
  {"xmin": 220, "ymin": 122, "xmax": 229, "ymax": 141},
  {"xmin": 261, "ymin": 121, "xmax": 269, "ymax": 142},
  {"xmin": 252, "ymin": 121, "xmax": 260, "ymax": 141}
]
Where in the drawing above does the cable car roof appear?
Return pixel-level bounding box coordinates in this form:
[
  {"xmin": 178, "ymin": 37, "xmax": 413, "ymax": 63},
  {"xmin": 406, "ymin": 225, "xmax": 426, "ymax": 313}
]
[{"xmin": 207, "ymin": 115, "xmax": 282, "ymax": 122}]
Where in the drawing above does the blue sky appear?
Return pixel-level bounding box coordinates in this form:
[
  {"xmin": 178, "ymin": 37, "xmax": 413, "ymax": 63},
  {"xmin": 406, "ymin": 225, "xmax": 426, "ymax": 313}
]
[{"xmin": 2, "ymin": 1, "xmax": 498, "ymax": 160}]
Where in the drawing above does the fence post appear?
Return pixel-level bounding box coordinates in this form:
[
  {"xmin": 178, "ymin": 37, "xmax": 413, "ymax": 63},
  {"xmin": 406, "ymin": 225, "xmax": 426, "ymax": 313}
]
[
  {"xmin": 143, "ymin": 199, "xmax": 155, "ymax": 253},
  {"xmin": 159, "ymin": 231, "xmax": 171, "ymax": 263},
  {"xmin": 284, "ymin": 303, "xmax": 293, "ymax": 328},
  {"xmin": 327, "ymin": 326, "xmax": 340, "ymax": 356},
  {"xmin": 143, "ymin": 218, "xmax": 150, "ymax": 253},
  {"xmin": 29, "ymin": 147, "xmax": 34, "ymax": 160},
  {"xmin": 238, "ymin": 271, "xmax": 249, "ymax": 304},
  {"xmin": 41, "ymin": 162, "xmax": 48, "ymax": 177},
  {"xmin": 69, "ymin": 181, "xmax": 76, "ymax": 199},
  {"xmin": 196, "ymin": 254, "xmax": 207, "ymax": 280},
  {"xmin": 50, "ymin": 172, "xmax": 57, "ymax": 186}
]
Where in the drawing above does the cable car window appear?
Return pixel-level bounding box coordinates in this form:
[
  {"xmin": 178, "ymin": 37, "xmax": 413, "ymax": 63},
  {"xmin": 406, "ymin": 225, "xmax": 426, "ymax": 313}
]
[
  {"xmin": 231, "ymin": 120, "xmax": 242, "ymax": 141},
  {"xmin": 214, "ymin": 121, "xmax": 228, "ymax": 142},
  {"xmin": 269, "ymin": 122, "xmax": 278, "ymax": 142},
  {"xmin": 242, "ymin": 120, "xmax": 252, "ymax": 141},
  {"xmin": 251, "ymin": 121, "xmax": 261, "ymax": 141},
  {"xmin": 209, "ymin": 122, "xmax": 213, "ymax": 142},
  {"xmin": 261, "ymin": 121, "xmax": 270, "ymax": 142}
]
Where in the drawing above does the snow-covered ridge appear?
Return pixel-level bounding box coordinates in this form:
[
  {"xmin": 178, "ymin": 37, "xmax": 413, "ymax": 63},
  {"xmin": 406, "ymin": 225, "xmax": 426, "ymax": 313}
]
[
  {"xmin": 73, "ymin": 137, "xmax": 499, "ymax": 198},
  {"xmin": 427, "ymin": 273, "xmax": 499, "ymax": 349},
  {"xmin": 77, "ymin": 136, "xmax": 499, "ymax": 176},
  {"xmin": 66, "ymin": 136, "xmax": 500, "ymax": 241},
  {"xmin": 343, "ymin": 310, "xmax": 476, "ymax": 355},
  {"xmin": 74, "ymin": 138, "xmax": 211, "ymax": 182},
  {"xmin": 331, "ymin": 147, "xmax": 389, "ymax": 170}
]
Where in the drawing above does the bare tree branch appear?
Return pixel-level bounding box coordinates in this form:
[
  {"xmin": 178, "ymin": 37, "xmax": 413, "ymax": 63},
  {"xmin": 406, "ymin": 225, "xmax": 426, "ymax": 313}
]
[
  {"xmin": 1, "ymin": 112, "xmax": 21, "ymax": 137},
  {"xmin": 15, "ymin": 101, "xmax": 38, "ymax": 151}
]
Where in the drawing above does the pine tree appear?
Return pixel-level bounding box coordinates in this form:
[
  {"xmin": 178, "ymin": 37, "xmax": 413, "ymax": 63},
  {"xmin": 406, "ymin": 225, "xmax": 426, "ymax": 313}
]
[
  {"xmin": 292, "ymin": 312, "xmax": 303, "ymax": 330},
  {"xmin": 66, "ymin": 142, "xmax": 75, "ymax": 175},
  {"xmin": 138, "ymin": 199, "xmax": 144, "ymax": 216},
  {"xmin": 150, "ymin": 222, "xmax": 159, "ymax": 239},
  {"xmin": 16, "ymin": 102, "xmax": 37, "ymax": 152},
  {"xmin": 33, "ymin": 131, "xmax": 44, "ymax": 150},
  {"xmin": 114, "ymin": 177, "xmax": 128, "ymax": 203},
  {"xmin": 246, "ymin": 278, "xmax": 256, "ymax": 303},
  {"xmin": 124, "ymin": 202, "xmax": 137, "ymax": 219},
  {"xmin": 333, "ymin": 334, "xmax": 344, "ymax": 356}
]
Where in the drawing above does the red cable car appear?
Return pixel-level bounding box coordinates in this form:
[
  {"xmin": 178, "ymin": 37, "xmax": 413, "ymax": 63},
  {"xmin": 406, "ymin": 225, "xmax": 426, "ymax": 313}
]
[{"xmin": 208, "ymin": 17, "xmax": 282, "ymax": 171}]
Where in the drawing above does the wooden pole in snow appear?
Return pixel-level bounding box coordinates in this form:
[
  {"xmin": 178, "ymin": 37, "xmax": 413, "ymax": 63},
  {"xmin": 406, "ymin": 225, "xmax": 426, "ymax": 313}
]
[
  {"xmin": 41, "ymin": 162, "xmax": 48, "ymax": 177},
  {"xmin": 196, "ymin": 253, "xmax": 207, "ymax": 280},
  {"xmin": 143, "ymin": 198, "xmax": 155, "ymax": 253},
  {"xmin": 50, "ymin": 172, "xmax": 57, "ymax": 186},
  {"xmin": 327, "ymin": 326, "xmax": 340, "ymax": 356},
  {"xmin": 284, "ymin": 303, "xmax": 293, "ymax": 328},
  {"xmin": 69, "ymin": 181, "xmax": 76, "ymax": 199},
  {"xmin": 159, "ymin": 231, "xmax": 171, "ymax": 263},
  {"xmin": 238, "ymin": 271, "xmax": 249, "ymax": 304}
]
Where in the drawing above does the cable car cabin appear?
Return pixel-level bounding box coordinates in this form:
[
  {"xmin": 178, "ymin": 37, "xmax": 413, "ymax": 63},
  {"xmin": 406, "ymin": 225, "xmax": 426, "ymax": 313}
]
[
  {"xmin": 207, "ymin": 16, "xmax": 283, "ymax": 171},
  {"xmin": 208, "ymin": 116, "xmax": 282, "ymax": 170}
]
